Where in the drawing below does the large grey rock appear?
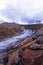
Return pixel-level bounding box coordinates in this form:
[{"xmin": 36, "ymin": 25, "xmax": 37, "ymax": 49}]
[
  {"xmin": 37, "ymin": 36, "xmax": 43, "ymax": 44},
  {"xmin": 31, "ymin": 29, "xmax": 43, "ymax": 39},
  {"xmin": 0, "ymin": 54, "xmax": 8, "ymax": 65},
  {"xmin": 35, "ymin": 29, "xmax": 43, "ymax": 36}
]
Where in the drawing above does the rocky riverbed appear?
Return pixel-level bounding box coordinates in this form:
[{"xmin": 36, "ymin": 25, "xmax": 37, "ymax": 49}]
[{"xmin": 0, "ymin": 28, "xmax": 43, "ymax": 65}]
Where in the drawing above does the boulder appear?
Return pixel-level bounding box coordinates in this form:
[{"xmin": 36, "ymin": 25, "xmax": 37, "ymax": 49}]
[
  {"xmin": 34, "ymin": 29, "xmax": 43, "ymax": 37},
  {"xmin": 33, "ymin": 54, "xmax": 43, "ymax": 65},
  {"xmin": 6, "ymin": 45, "xmax": 16, "ymax": 52},
  {"xmin": 37, "ymin": 36, "xmax": 43, "ymax": 44},
  {"xmin": 31, "ymin": 29, "xmax": 43, "ymax": 39},
  {"xmin": 19, "ymin": 37, "xmax": 33, "ymax": 46},
  {"xmin": 11, "ymin": 56, "xmax": 23, "ymax": 65},
  {"xmin": 18, "ymin": 48, "xmax": 43, "ymax": 65},
  {"xmin": 11, "ymin": 48, "xmax": 24, "ymax": 65},
  {"xmin": 0, "ymin": 53, "xmax": 8, "ymax": 65},
  {"xmin": 3, "ymin": 54, "xmax": 8, "ymax": 63},
  {"xmin": 29, "ymin": 44, "xmax": 43, "ymax": 50}
]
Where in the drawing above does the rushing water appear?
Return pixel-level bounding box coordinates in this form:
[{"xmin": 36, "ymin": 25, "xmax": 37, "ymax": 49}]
[{"xmin": 0, "ymin": 29, "xmax": 34, "ymax": 50}]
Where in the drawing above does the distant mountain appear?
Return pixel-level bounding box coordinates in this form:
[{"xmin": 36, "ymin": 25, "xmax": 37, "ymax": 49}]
[{"xmin": 1, "ymin": 22, "xmax": 18, "ymax": 25}]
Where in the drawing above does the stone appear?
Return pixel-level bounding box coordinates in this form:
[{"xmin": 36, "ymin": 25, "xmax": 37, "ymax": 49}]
[
  {"xmin": 31, "ymin": 29, "xmax": 43, "ymax": 39},
  {"xmin": 3, "ymin": 54, "xmax": 8, "ymax": 63},
  {"xmin": 37, "ymin": 36, "xmax": 43, "ymax": 44},
  {"xmin": 29, "ymin": 44, "xmax": 43, "ymax": 50},
  {"xmin": 0, "ymin": 54, "xmax": 8, "ymax": 65},
  {"xmin": 33, "ymin": 54, "xmax": 43, "ymax": 65},
  {"xmin": 35, "ymin": 29, "xmax": 43, "ymax": 37},
  {"xmin": 19, "ymin": 37, "xmax": 33, "ymax": 46},
  {"xmin": 6, "ymin": 45, "xmax": 14, "ymax": 52},
  {"xmin": 18, "ymin": 48, "xmax": 43, "ymax": 65},
  {"xmin": 11, "ymin": 55, "xmax": 23, "ymax": 65}
]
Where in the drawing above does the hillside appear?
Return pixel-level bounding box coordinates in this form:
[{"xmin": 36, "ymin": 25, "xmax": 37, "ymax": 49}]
[
  {"xmin": 0, "ymin": 24, "xmax": 21, "ymax": 39},
  {"xmin": 0, "ymin": 23, "xmax": 43, "ymax": 39},
  {"xmin": 22, "ymin": 24, "xmax": 43, "ymax": 29}
]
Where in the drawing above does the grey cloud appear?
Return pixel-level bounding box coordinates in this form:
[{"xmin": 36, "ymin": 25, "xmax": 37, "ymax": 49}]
[{"xmin": 0, "ymin": 0, "xmax": 43, "ymax": 24}]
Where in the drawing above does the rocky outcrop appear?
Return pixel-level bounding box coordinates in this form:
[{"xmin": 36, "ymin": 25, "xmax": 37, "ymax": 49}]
[
  {"xmin": 33, "ymin": 54, "xmax": 43, "ymax": 65},
  {"xmin": 29, "ymin": 44, "xmax": 43, "ymax": 50},
  {"xmin": 37, "ymin": 36, "xmax": 43, "ymax": 44},
  {"xmin": 0, "ymin": 28, "xmax": 43, "ymax": 65},
  {"xmin": 19, "ymin": 37, "xmax": 33, "ymax": 46},
  {"xmin": 0, "ymin": 53, "xmax": 8, "ymax": 65},
  {"xmin": 18, "ymin": 48, "xmax": 43, "ymax": 65},
  {"xmin": 11, "ymin": 55, "xmax": 23, "ymax": 65},
  {"xmin": 32, "ymin": 29, "xmax": 43, "ymax": 39}
]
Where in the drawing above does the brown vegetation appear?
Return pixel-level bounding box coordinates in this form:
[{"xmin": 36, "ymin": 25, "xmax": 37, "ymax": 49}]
[
  {"xmin": 0, "ymin": 25, "xmax": 21, "ymax": 39},
  {"xmin": 23, "ymin": 24, "xmax": 43, "ymax": 29}
]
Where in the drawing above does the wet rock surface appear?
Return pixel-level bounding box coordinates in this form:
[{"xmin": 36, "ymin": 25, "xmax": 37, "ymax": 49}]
[
  {"xmin": 0, "ymin": 53, "xmax": 8, "ymax": 65},
  {"xmin": 37, "ymin": 36, "xmax": 43, "ymax": 44}
]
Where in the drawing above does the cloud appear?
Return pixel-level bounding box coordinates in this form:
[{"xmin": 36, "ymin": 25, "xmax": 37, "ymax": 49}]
[
  {"xmin": 0, "ymin": 15, "xmax": 12, "ymax": 23},
  {"xmin": 0, "ymin": 0, "xmax": 43, "ymax": 24},
  {"xmin": 0, "ymin": 0, "xmax": 8, "ymax": 10},
  {"xmin": 14, "ymin": 18, "xmax": 29, "ymax": 24},
  {"xmin": 6, "ymin": 0, "xmax": 43, "ymax": 17}
]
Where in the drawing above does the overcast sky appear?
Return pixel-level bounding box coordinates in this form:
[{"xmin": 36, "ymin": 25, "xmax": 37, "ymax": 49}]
[{"xmin": 0, "ymin": 0, "xmax": 43, "ymax": 24}]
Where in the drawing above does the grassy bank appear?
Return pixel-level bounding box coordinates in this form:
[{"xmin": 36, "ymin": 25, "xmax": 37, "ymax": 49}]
[{"xmin": 0, "ymin": 25, "xmax": 21, "ymax": 39}]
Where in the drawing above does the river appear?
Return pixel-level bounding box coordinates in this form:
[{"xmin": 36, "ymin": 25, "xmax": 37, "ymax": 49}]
[{"xmin": 0, "ymin": 29, "xmax": 34, "ymax": 50}]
